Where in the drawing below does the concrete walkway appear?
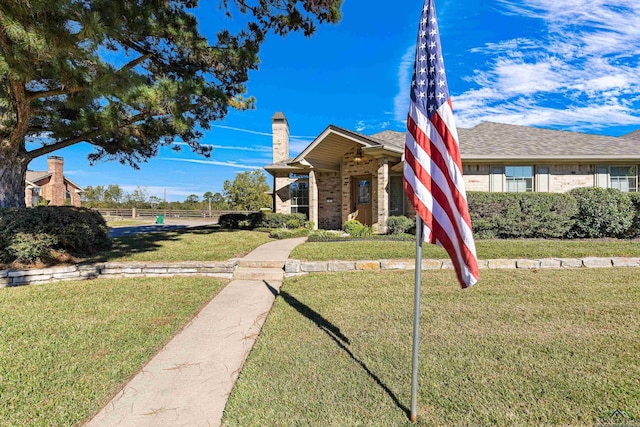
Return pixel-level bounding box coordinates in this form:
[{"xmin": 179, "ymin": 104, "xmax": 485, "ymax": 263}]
[{"xmin": 85, "ymin": 237, "xmax": 308, "ymax": 427}]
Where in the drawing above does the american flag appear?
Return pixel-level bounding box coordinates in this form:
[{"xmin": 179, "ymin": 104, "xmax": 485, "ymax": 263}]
[{"xmin": 403, "ymin": 0, "xmax": 479, "ymax": 288}]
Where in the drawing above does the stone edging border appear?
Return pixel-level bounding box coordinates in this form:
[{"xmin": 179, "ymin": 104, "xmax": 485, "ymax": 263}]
[
  {"xmin": 284, "ymin": 257, "xmax": 640, "ymax": 277},
  {"xmin": 0, "ymin": 260, "xmax": 238, "ymax": 288},
  {"xmin": 2, "ymin": 257, "xmax": 639, "ymax": 288}
]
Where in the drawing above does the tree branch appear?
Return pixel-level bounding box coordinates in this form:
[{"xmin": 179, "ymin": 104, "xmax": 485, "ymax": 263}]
[
  {"xmin": 25, "ymin": 99, "xmax": 210, "ymax": 161},
  {"xmin": 118, "ymin": 53, "xmax": 153, "ymax": 72},
  {"xmin": 0, "ymin": 24, "xmax": 30, "ymax": 148},
  {"xmin": 26, "ymin": 86, "xmax": 84, "ymax": 100}
]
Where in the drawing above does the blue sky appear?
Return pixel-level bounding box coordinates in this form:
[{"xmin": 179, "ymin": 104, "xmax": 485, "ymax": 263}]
[{"xmin": 28, "ymin": 0, "xmax": 640, "ymax": 201}]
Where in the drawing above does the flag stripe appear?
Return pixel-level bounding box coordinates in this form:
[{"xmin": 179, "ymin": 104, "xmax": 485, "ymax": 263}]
[
  {"xmin": 404, "ymin": 122, "xmax": 475, "ymax": 262},
  {"xmin": 404, "ymin": 177, "xmax": 471, "ymax": 286},
  {"xmin": 407, "ymin": 106, "xmax": 473, "ymax": 231},
  {"xmin": 404, "ymin": 0, "xmax": 479, "ymax": 288},
  {"xmin": 404, "ymin": 122, "xmax": 479, "ymax": 287}
]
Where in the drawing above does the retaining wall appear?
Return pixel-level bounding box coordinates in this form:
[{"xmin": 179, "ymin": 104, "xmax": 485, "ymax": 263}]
[
  {"xmin": 1, "ymin": 260, "xmax": 238, "ymax": 288},
  {"xmin": 283, "ymin": 257, "xmax": 640, "ymax": 276},
  {"xmin": 2, "ymin": 257, "xmax": 639, "ymax": 288}
]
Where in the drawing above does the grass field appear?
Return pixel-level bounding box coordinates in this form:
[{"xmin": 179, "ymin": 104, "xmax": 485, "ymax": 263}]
[
  {"xmin": 98, "ymin": 228, "xmax": 272, "ymax": 262},
  {"xmin": 291, "ymin": 238, "xmax": 640, "ymax": 260},
  {"xmin": 0, "ymin": 277, "xmax": 224, "ymax": 427},
  {"xmin": 223, "ymin": 269, "xmax": 640, "ymax": 426}
]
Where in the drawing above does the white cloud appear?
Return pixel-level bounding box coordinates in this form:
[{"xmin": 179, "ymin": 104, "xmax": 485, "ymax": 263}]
[
  {"xmin": 119, "ymin": 185, "xmax": 200, "ymax": 199},
  {"xmin": 211, "ymin": 124, "xmax": 316, "ymax": 139},
  {"xmin": 211, "ymin": 124, "xmax": 272, "ymax": 137},
  {"xmin": 288, "ymin": 137, "xmax": 315, "ymax": 158},
  {"xmin": 447, "ymin": 0, "xmax": 640, "ymax": 131},
  {"xmin": 393, "ymin": 46, "xmax": 416, "ymax": 122},
  {"xmin": 160, "ymin": 157, "xmax": 263, "ymax": 169}
]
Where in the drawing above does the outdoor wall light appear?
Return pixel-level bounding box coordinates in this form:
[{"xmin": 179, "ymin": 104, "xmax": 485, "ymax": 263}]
[{"xmin": 355, "ymin": 148, "xmax": 363, "ymax": 162}]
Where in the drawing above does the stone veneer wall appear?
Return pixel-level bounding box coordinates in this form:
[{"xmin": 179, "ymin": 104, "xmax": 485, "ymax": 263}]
[
  {"xmin": 317, "ymin": 171, "xmax": 342, "ymax": 229},
  {"xmin": 462, "ymin": 163, "xmax": 601, "ymax": 193},
  {"xmin": 273, "ymin": 172, "xmax": 292, "ymax": 214},
  {"xmin": 549, "ymin": 164, "xmax": 595, "ymax": 192},
  {"xmin": 463, "ymin": 165, "xmax": 490, "ymax": 192},
  {"xmin": 284, "ymin": 256, "xmax": 639, "ymax": 275},
  {"xmin": 1, "ymin": 261, "xmax": 237, "ymax": 288}
]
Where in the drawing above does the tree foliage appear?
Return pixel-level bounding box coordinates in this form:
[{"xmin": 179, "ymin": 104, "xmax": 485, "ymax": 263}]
[
  {"xmin": 0, "ymin": 0, "xmax": 342, "ymax": 207},
  {"xmin": 223, "ymin": 170, "xmax": 271, "ymax": 211}
]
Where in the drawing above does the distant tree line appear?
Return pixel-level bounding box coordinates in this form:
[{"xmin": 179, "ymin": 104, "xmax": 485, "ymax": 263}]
[{"xmin": 82, "ymin": 171, "xmax": 272, "ymax": 211}]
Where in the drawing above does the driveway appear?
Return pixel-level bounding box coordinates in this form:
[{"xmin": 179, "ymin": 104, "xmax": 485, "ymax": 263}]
[{"xmin": 109, "ymin": 220, "xmax": 218, "ymax": 238}]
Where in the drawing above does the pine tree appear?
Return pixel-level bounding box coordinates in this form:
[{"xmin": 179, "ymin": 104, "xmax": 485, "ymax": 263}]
[{"xmin": 0, "ymin": 0, "xmax": 342, "ymax": 207}]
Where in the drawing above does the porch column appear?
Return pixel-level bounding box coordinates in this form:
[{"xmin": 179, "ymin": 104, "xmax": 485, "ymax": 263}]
[
  {"xmin": 309, "ymin": 169, "xmax": 319, "ymax": 229},
  {"xmin": 377, "ymin": 158, "xmax": 389, "ymax": 233}
]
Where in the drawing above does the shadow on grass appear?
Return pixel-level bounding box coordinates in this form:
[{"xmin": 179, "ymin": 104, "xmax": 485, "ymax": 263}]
[
  {"xmin": 270, "ymin": 283, "xmax": 410, "ymax": 418},
  {"xmin": 86, "ymin": 225, "xmax": 246, "ymax": 263}
]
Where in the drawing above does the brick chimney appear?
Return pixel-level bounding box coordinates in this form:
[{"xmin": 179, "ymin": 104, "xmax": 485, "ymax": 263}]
[
  {"xmin": 272, "ymin": 112, "xmax": 289, "ymax": 163},
  {"xmin": 47, "ymin": 156, "xmax": 65, "ymax": 205}
]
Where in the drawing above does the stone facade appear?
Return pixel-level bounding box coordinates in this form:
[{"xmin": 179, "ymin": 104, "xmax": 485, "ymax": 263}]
[
  {"xmin": 25, "ymin": 156, "xmax": 82, "ymax": 207},
  {"xmin": 462, "ymin": 163, "xmax": 607, "ymax": 193},
  {"xmin": 273, "ymin": 172, "xmax": 293, "ymax": 214},
  {"xmin": 548, "ymin": 164, "xmax": 595, "ymax": 192},
  {"xmin": 317, "ymin": 171, "xmax": 342, "ymax": 230},
  {"xmin": 340, "ymin": 147, "xmax": 379, "ymax": 229},
  {"xmin": 272, "ymin": 112, "xmax": 289, "ymax": 163},
  {"xmin": 463, "ymin": 164, "xmax": 491, "ymax": 192}
]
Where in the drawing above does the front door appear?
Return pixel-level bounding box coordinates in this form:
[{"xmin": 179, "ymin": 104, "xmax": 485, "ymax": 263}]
[{"xmin": 351, "ymin": 175, "xmax": 372, "ymax": 226}]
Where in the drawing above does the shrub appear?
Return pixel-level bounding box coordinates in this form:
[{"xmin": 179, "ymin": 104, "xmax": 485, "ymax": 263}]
[
  {"xmin": 268, "ymin": 228, "xmax": 309, "ymax": 239},
  {"xmin": 6, "ymin": 232, "xmax": 58, "ymax": 264},
  {"xmin": 387, "ymin": 216, "xmax": 415, "ymax": 235},
  {"xmin": 567, "ymin": 187, "xmax": 634, "ymax": 238},
  {"xmin": 0, "ymin": 206, "xmax": 109, "ymax": 264},
  {"xmin": 626, "ymin": 193, "xmax": 640, "ymax": 238},
  {"xmin": 251, "ymin": 212, "xmax": 307, "ymax": 229},
  {"xmin": 343, "ymin": 219, "xmax": 363, "ymax": 236},
  {"xmin": 343, "ymin": 220, "xmax": 372, "ymax": 238},
  {"xmin": 218, "ymin": 213, "xmax": 248, "ymax": 229},
  {"xmin": 467, "ymin": 192, "xmax": 577, "ymax": 239},
  {"xmin": 307, "ymin": 230, "xmax": 349, "ymax": 242}
]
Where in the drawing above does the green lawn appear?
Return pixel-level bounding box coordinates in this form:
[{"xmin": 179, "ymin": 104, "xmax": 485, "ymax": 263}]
[
  {"xmin": 106, "ymin": 219, "xmax": 155, "ymax": 227},
  {"xmin": 98, "ymin": 228, "xmax": 273, "ymax": 262},
  {"xmin": 0, "ymin": 277, "xmax": 224, "ymax": 427},
  {"xmin": 291, "ymin": 238, "xmax": 640, "ymax": 260},
  {"xmin": 223, "ymin": 269, "xmax": 640, "ymax": 426}
]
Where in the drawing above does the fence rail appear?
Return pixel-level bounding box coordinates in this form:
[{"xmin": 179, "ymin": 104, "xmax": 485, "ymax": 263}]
[{"xmin": 95, "ymin": 208, "xmax": 258, "ymax": 220}]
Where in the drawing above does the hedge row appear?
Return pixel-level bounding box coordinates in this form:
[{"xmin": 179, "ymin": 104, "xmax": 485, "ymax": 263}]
[
  {"xmin": 467, "ymin": 188, "xmax": 639, "ymax": 239},
  {"xmin": 0, "ymin": 207, "xmax": 110, "ymax": 264},
  {"xmin": 388, "ymin": 188, "xmax": 640, "ymax": 239},
  {"xmin": 218, "ymin": 211, "xmax": 307, "ymax": 229}
]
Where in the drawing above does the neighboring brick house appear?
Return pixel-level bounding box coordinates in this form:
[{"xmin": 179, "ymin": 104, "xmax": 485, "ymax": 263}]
[
  {"xmin": 25, "ymin": 156, "xmax": 84, "ymax": 207},
  {"xmin": 264, "ymin": 112, "xmax": 640, "ymax": 232}
]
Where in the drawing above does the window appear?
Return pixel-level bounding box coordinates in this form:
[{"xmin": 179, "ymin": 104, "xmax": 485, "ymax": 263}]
[
  {"xmin": 389, "ymin": 175, "xmax": 405, "ymax": 215},
  {"xmin": 357, "ymin": 179, "xmax": 370, "ymax": 204},
  {"xmin": 610, "ymin": 166, "xmax": 637, "ymax": 192},
  {"xmin": 505, "ymin": 166, "xmax": 533, "ymax": 192},
  {"xmin": 290, "ymin": 177, "xmax": 309, "ymax": 218}
]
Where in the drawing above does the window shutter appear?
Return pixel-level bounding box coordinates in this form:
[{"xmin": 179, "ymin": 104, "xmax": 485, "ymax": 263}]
[
  {"xmin": 595, "ymin": 165, "xmax": 608, "ymax": 188},
  {"xmin": 490, "ymin": 166, "xmax": 504, "ymax": 192},
  {"xmin": 536, "ymin": 166, "xmax": 550, "ymax": 192}
]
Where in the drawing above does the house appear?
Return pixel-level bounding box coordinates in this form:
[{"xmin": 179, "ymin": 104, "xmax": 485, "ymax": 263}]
[
  {"xmin": 25, "ymin": 156, "xmax": 84, "ymax": 207},
  {"xmin": 264, "ymin": 112, "xmax": 640, "ymax": 232}
]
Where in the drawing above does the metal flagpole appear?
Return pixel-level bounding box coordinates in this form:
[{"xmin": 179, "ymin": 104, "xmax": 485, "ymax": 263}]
[{"xmin": 410, "ymin": 215, "xmax": 423, "ymax": 423}]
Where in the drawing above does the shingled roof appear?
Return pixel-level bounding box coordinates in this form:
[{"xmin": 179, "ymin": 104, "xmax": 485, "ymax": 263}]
[
  {"xmin": 25, "ymin": 170, "xmax": 51, "ymax": 184},
  {"xmin": 622, "ymin": 128, "xmax": 640, "ymax": 141},
  {"xmin": 366, "ymin": 122, "xmax": 640, "ymax": 160}
]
